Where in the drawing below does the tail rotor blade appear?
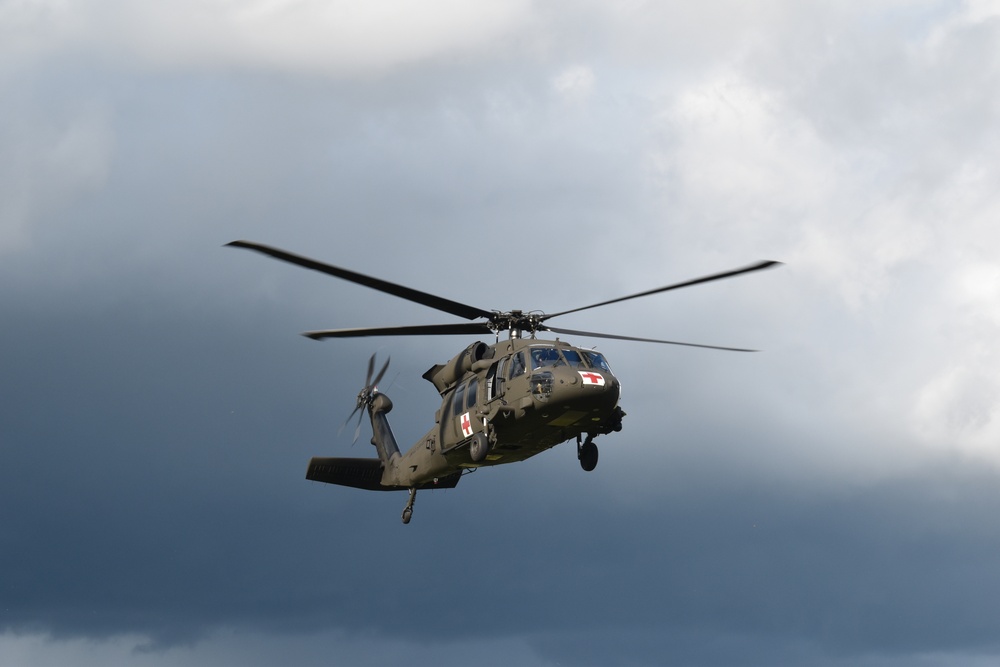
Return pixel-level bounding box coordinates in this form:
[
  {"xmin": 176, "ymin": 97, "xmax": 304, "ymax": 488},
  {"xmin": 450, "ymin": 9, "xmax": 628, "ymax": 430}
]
[
  {"xmin": 364, "ymin": 353, "xmax": 376, "ymax": 388},
  {"xmin": 352, "ymin": 409, "xmax": 364, "ymax": 446},
  {"xmin": 339, "ymin": 404, "xmax": 362, "ymax": 437},
  {"xmin": 346, "ymin": 353, "xmax": 386, "ymax": 445},
  {"xmin": 372, "ymin": 356, "xmax": 391, "ymax": 388}
]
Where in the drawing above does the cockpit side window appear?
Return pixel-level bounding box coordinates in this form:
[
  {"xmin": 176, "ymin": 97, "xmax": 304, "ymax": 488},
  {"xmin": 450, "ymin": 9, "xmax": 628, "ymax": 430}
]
[
  {"xmin": 509, "ymin": 352, "xmax": 526, "ymax": 379},
  {"xmin": 583, "ymin": 351, "xmax": 612, "ymax": 372},
  {"xmin": 487, "ymin": 358, "xmax": 507, "ymax": 401},
  {"xmin": 530, "ymin": 347, "xmax": 563, "ymax": 370},
  {"xmin": 561, "ymin": 349, "xmax": 585, "ymax": 368}
]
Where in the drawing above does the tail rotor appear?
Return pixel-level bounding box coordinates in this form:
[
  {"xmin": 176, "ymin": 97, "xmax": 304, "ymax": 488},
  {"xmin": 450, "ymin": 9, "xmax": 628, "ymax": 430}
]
[{"xmin": 339, "ymin": 353, "xmax": 390, "ymax": 445}]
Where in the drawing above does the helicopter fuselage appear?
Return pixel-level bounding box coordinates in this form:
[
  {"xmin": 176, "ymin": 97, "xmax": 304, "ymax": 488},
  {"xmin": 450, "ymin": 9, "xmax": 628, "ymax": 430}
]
[{"xmin": 381, "ymin": 337, "xmax": 623, "ymax": 488}]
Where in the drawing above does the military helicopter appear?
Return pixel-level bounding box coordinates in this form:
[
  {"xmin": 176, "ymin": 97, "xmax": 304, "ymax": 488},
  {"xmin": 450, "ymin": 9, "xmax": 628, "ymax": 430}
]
[{"xmin": 228, "ymin": 240, "xmax": 779, "ymax": 523}]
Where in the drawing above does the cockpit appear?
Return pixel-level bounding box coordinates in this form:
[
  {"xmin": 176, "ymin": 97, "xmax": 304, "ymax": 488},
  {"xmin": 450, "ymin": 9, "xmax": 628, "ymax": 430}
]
[{"xmin": 528, "ymin": 345, "xmax": 612, "ymax": 373}]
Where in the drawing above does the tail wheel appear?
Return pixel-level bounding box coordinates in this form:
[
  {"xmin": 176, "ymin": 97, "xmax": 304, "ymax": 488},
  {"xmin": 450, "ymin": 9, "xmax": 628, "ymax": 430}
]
[{"xmin": 401, "ymin": 488, "xmax": 417, "ymax": 525}]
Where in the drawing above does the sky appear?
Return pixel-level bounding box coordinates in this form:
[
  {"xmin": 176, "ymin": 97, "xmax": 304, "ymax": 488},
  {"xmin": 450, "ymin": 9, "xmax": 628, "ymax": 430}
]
[{"xmin": 3, "ymin": 0, "xmax": 1000, "ymax": 665}]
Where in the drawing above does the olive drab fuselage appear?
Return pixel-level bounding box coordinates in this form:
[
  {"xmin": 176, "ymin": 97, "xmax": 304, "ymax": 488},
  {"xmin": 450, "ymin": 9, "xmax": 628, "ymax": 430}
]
[{"xmin": 381, "ymin": 337, "xmax": 624, "ymax": 488}]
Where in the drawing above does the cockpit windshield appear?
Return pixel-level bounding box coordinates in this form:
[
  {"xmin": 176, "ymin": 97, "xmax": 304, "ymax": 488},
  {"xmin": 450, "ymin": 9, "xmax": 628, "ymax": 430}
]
[
  {"xmin": 530, "ymin": 347, "xmax": 563, "ymax": 370},
  {"xmin": 561, "ymin": 349, "xmax": 586, "ymax": 368},
  {"xmin": 530, "ymin": 346, "xmax": 611, "ymax": 372},
  {"xmin": 583, "ymin": 350, "xmax": 612, "ymax": 372}
]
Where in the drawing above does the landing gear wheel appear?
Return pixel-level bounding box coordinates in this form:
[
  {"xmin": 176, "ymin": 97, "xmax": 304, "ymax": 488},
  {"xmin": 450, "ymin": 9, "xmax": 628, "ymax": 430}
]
[
  {"xmin": 469, "ymin": 432, "xmax": 491, "ymax": 463},
  {"xmin": 578, "ymin": 438, "xmax": 599, "ymax": 472},
  {"xmin": 401, "ymin": 488, "xmax": 417, "ymax": 525}
]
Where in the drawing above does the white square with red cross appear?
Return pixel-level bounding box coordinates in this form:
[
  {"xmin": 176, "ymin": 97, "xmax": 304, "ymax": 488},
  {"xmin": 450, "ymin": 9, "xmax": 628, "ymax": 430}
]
[
  {"xmin": 460, "ymin": 411, "xmax": 474, "ymax": 438},
  {"xmin": 578, "ymin": 371, "xmax": 606, "ymax": 386}
]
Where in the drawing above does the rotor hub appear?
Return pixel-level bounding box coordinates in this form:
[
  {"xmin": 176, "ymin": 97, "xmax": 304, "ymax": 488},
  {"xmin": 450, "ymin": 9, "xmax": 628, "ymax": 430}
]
[{"xmin": 490, "ymin": 310, "xmax": 545, "ymax": 339}]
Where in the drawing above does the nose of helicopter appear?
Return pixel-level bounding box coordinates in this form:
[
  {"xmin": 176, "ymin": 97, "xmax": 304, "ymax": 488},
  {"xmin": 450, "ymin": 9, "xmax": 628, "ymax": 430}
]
[{"xmin": 531, "ymin": 366, "xmax": 621, "ymax": 413}]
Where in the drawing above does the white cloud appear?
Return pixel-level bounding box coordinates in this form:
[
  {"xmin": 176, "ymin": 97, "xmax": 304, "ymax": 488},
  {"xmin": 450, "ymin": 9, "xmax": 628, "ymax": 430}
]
[
  {"xmin": 0, "ymin": 630, "xmax": 551, "ymax": 667},
  {"xmin": 0, "ymin": 0, "xmax": 86, "ymax": 65},
  {"xmin": 551, "ymin": 64, "xmax": 595, "ymax": 101},
  {"xmin": 912, "ymin": 258, "xmax": 1000, "ymax": 459},
  {"xmin": 633, "ymin": 1, "xmax": 1000, "ymax": 472},
  {"xmin": 0, "ymin": 100, "xmax": 113, "ymax": 255},
  {"xmin": 0, "ymin": 0, "xmax": 534, "ymax": 75}
]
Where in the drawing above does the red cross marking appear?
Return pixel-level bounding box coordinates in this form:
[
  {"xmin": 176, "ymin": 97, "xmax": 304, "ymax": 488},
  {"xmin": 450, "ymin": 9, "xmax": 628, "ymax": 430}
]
[
  {"xmin": 461, "ymin": 413, "xmax": 471, "ymax": 432},
  {"xmin": 581, "ymin": 372, "xmax": 603, "ymax": 384}
]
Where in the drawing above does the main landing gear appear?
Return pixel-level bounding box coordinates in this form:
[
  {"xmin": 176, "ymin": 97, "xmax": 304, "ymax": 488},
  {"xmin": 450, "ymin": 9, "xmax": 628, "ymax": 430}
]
[
  {"xmin": 577, "ymin": 434, "xmax": 599, "ymax": 472},
  {"xmin": 576, "ymin": 406, "xmax": 624, "ymax": 472},
  {"xmin": 401, "ymin": 488, "xmax": 417, "ymax": 524}
]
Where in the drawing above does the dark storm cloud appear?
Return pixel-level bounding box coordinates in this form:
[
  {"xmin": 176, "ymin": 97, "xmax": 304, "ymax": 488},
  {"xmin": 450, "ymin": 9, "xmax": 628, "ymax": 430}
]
[
  {"xmin": 6, "ymin": 264, "xmax": 1000, "ymax": 667},
  {"xmin": 5, "ymin": 237, "xmax": 1000, "ymax": 667},
  {"xmin": 5, "ymin": 2, "xmax": 1000, "ymax": 666}
]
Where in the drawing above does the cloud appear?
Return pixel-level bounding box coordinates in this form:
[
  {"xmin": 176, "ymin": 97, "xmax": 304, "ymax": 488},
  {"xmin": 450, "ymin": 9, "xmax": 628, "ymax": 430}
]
[
  {"xmin": 0, "ymin": 97, "xmax": 113, "ymax": 255},
  {"xmin": 4, "ymin": 1, "xmax": 1000, "ymax": 666},
  {"xmin": 630, "ymin": 1, "xmax": 1000, "ymax": 472},
  {"xmin": 0, "ymin": 630, "xmax": 550, "ymax": 667},
  {"xmin": 1, "ymin": 0, "xmax": 534, "ymax": 75},
  {"xmin": 551, "ymin": 64, "xmax": 595, "ymax": 101}
]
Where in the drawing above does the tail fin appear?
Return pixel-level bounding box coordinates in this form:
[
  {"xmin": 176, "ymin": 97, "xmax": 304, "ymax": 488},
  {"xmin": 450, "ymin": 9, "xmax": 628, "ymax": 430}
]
[{"xmin": 368, "ymin": 393, "xmax": 401, "ymax": 464}]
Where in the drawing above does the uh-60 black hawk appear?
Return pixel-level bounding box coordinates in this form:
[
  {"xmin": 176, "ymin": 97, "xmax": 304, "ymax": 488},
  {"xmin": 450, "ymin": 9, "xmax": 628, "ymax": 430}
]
[{"xmin": 228, "ymin": 240, "xmax": 780, "ymax": 523}]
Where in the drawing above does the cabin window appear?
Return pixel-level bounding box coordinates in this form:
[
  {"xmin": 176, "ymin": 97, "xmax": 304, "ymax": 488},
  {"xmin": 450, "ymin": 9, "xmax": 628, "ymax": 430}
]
[
  {"xmin": 452, "ymin": 383, "xmax": 466, "ymax": 414},
  {"xmin": 509, "ymin": 352, "xmax": 526, "ymax": 379},
  {"xmin": 466, "ymin": 377, "xmax": 478, "ymax": 409}
]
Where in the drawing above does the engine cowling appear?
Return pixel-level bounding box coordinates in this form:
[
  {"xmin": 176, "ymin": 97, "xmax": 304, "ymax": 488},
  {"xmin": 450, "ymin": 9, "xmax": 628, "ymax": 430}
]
[{"xmin": 422, "ymin": 341, "xmax": 492, "ymax": 394}]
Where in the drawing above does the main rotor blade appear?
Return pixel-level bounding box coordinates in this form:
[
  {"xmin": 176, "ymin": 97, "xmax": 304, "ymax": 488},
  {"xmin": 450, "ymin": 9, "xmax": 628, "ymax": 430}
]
[
  {"xmin": 227, "ymin": 240, "xmax": 493, "ymax": 321},
  {"xmin": 303, "ymin": 322, "xmax": 495, "ymax": 340},
  {"xmin": 543, "ymin": 260, "xmax": 782, "ymax": 321},
  {"xmin": 544, "ymin": 325, "xmax": 758, "ymax": 352}
]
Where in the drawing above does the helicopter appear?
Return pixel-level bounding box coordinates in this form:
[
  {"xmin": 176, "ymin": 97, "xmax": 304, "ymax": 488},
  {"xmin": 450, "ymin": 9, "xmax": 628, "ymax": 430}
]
[{"xmin": 228, "ymin": 240, "xmax": 779, "ymax": 523}]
